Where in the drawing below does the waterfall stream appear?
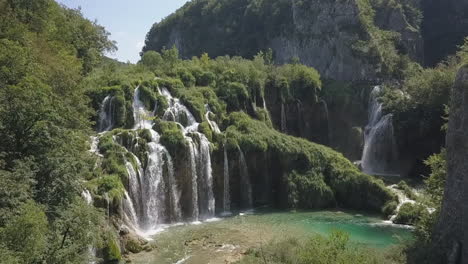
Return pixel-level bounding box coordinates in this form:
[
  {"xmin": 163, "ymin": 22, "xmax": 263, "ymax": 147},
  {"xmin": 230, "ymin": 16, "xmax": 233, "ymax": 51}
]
[
  {"xmin": 361, "ymin": 86, "xmax": 399, "ymax": 176},
  {"xmin": 223, "ymin": 145, "xmax": 231, "ymax": 214},
  {"xmin": 238, "ymin": 147, "xmax": 253, "ymax": 209},
  {"xmin": 98, "ymin": 95, "xmax": 115, "ymax": 132}
]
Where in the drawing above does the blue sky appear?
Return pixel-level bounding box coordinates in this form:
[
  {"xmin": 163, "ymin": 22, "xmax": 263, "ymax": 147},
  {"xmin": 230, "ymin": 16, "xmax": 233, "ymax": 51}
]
[{"xmin": 56, "ymin": 0, "xmax": 189, "ymax": 63}]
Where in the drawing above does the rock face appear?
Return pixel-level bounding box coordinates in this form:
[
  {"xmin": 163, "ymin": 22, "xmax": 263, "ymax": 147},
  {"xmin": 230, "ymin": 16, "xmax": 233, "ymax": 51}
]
[
  {"xmin": 422, "ymin": 0, "xmax": 468, "ymax": 66},
  {"xmin": 434, "ymin": 66, "xmax": 468, "ymax": 263},
  {"xmin": 144, "ymin": 0, "xmax": 422, "ymax": 81}
]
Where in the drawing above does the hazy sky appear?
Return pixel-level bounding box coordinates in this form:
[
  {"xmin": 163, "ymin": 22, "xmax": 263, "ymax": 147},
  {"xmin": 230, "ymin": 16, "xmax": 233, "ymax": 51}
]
[{"xmin": 56, "ymin": 0, "xmax": 189, "ymax": 63}]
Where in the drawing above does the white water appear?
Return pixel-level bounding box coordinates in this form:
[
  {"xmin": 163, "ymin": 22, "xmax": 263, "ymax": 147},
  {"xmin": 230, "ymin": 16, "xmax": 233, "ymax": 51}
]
[
  {"xmin": 223, "ymin": 145, "xmax": 231, "ymax": 214},
  {"xmin": 238, "ymin": 147, "xmax": 253, "ymax": 208},
  {"xmin": 361, "ymin": 86, "xmax": 399, "ymax": 176},
  {"xmin": 98, "ymin": 95, "xmax": 115, "ymax": 132},
  {"xmin": 387, "ymin": 184, "xmax": 416, "ymax": 223},
  {"xmin": 118, "ymin": 87, "xmax": 182, "ymax": 233},
  {"xmin": 160, "ymin": 87, "xmax": 215, "ymax": 221},
  {"xmin": 81, "ymin": 189, "xmax": 93, "ymax": 205}
]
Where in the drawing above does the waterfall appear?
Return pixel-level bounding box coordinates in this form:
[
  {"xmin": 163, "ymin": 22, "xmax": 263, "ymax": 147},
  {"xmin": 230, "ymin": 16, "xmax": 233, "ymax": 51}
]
[
  {"xmin": 238, "ymin": 147, "xmax": 253, "ymax": 208},
  {"xmin": 223, "ymin": 145, "xmax": 231, "ymax": 214},
  {"xmin": 187, "ymin": 138, "xmax": 199, "ymax": 221},
  {"xmin": 361, "ymin": 86, "xmax": 399, "ymax": 176},
  {"xmin": 133, "ymin": 86, "xmax": 154, "ymax": 129},
  {"xmin": 387, "ymin": 185, "xmax": 416, "ymax": 223},
  {"xmin": 115, "ymin": 87, "xmax": 183, "ymax": 232},
  {"xmin": 160, "ymin": 87, "xmax": 216, "ymax": 220},
  {"xmin": 280, "ymin": 103, "xmax": 287, "ymax": 133},
  {"xmin": 98, "ymin": 95, "xmax": 115, "ymax": 132},
  {"xmin": 197, "ymin": 135, "xmax": 215, "ymax": 219},
  {"xmin": 205, "ymin": 105, "xmax": 221, "ymax": 134},
  {"xmin": 81, "ymin": 189, "xmax": 93, "ymax": 205}
]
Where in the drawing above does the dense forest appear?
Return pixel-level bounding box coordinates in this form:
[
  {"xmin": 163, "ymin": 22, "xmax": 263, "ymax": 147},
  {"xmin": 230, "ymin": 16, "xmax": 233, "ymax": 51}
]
[{"xmin": 1, "ymin": 0, "xmax": 468, "ymax": 263}]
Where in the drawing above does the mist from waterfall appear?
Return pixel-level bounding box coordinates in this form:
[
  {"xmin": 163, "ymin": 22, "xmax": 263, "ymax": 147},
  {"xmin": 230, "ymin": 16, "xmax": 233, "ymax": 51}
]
[{"xmin": 361, "ymin": 86, "xmax": 399, "ymax": 176}]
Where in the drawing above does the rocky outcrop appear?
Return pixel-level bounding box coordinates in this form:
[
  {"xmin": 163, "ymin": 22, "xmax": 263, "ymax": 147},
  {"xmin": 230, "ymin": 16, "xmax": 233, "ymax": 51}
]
[
  {"xmin": 434, "ymin": 66, "xmax": 468, "ymax": 263},
  {"xmin": 422, "ymin": 0, "xmax": 468, "ymax": 66},
  {"xmin": 144, "ymin": 0, "xmax": 422, "ymax": 81}
]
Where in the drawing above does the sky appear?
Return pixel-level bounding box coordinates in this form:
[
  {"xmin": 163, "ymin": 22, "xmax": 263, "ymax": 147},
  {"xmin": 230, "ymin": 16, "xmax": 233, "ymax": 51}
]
[{"xmin": 56, "ymin": 0, "xmax": 189, "ymax": 63}]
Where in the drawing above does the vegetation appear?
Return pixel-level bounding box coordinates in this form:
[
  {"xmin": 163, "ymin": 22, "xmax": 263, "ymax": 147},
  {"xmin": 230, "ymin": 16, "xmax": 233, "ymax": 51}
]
[
  {"xmin": 0, "ymin": 0, "xmax": 119, "ymax": 262},
  {"xmin": 237, "ymin": 231, "xmax": 405, "ymax": 264}
]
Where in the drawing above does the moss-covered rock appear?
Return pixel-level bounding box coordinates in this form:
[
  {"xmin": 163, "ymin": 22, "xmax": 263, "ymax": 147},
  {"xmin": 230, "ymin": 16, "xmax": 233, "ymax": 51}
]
[
  {"xmin": 394, "ymin": 203, "xmax": 427, "ymax": 225},
  {"xmin": 225, "ymin": 111, "xmax": 396, "ymax": 212},
  {"xmin": 103, "ymin": 237, "xmax": 122, "ymax": 263}
]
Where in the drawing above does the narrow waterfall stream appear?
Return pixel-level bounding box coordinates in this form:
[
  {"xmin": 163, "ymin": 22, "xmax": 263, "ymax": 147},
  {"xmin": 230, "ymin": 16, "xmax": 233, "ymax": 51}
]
[
  {"xmin": 98, "ymin": 95, "xmax": 116, "ymax": 132},
  {"xmin": 361, "ymin": 86, "xmax": 399, "ymax": 176},
  {"xmin": 238, "ymin": 147, "xmax": 253, "ymax": 209},
  {"xmin": 223, "ymin": 145, "xmax": 231, "ymax": 214}
]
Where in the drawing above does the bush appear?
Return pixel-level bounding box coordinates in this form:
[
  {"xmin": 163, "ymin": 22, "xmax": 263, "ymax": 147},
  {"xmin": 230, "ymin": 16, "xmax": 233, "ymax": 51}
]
[
  {"xmin": 154, "ymin": 120, "xmax": 188, "ymax": 157},
  {"xmin": 382, "ymin": 201, "xmax": 398, "ymax": 217},
  {"xmin": 288, "ymin": 170, "xmax": 335, "ymax": 208},
  {"xmin": 394, "ymin": 203, "xmax": 427, "ymax": 225}
]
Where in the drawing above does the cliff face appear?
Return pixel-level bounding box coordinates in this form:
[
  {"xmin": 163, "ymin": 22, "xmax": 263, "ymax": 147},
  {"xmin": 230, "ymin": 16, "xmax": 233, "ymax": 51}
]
[
  {"xmin": 422, "ymin": 0, "xmax": 468, "ymax": 66},
  {"xmin": 144, "ymin": 0, "xmax": 422, "ymax": 81},
  {"xmin": 434, "ymin": 66, "xmax": 468, "ymax": 263}
]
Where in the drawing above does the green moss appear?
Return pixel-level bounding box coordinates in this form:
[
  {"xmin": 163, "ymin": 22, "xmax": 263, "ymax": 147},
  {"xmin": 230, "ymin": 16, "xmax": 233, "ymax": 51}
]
[
  {"xmin": 154, "ymin": 120, "xmax": 188, "ymax": 157},
  {"xmin": 125, "ymin": 238, "xmax": 143, "ymax": 254},
  {"xmin": 225, "ymin": 112, "xmax": 395, "ymax": 212},
  {"xmin": 104, "ymin": 237, "xmax": 122, "ymax": 263},
  {"xmin": 394, "ymin": 203, "xmax": 427, "ymax": 225},
  {"xmin": 382, "ymin": 201, "xmax": 398, "ymax": 217},
  {"xmin": 88, "ymin": 174, "xmax": 125, "ymax": 201},
  {"xmin": 288, "ymin": 170, "xmax": 335, "ymax": 209},
  {"xmin": 198, "ymin": 121, "xmax": 213, "ymax": 141}
]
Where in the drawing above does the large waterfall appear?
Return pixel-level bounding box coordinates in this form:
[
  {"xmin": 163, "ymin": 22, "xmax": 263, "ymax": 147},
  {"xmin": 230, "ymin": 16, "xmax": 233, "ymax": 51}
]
[
  {"xmin": 92, "ymin": 83, "xmax": 232, "ymax": 236},
  {"xmin": 361, "ymin": 86, "xmax": 399, "ymax": 176},
  {"xmin": 160, "ymin": 87, "xmax": 215, "ymax": 220}
]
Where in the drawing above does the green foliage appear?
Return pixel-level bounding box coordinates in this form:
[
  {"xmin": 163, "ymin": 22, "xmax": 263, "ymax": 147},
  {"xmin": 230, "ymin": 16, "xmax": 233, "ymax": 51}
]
[
  {"xmin": 104, "ymin": 236, "xmax": 122, "ymax": 263},
  {"xmin": 0, "ymin": 201, "xmax": 48, "ymax": 264},
  {"xmin": 154, "ymin": 120, "xmax": 188, "ymax": 157},
  {"xmin": 423, "ymin": 150, "xmax": 447, "ymax": 207},
  {"xmin": 88, "ymin": 174, "xmax": 125, "ymax": 201},
  {"xmin": 199, "ymin": 121, "xmax": 213, "ymax": 142},
  {"xmin": 382, "ymin": 201, "xmax": 398, "ymax": 217},
  {"xmin": 396, "ymin": 181, "xmax": 418, "ymax": 201},
  {"xmin": 237, "ymin": 230, "xmax": 404, "ymax": 264},
  {"xmin": 139, "ymin": 50, "xmax": 163, "ymax": 71},
  {"xmin": 225, "ymin": 112, "xmax": 395, "ymax": 212},
  {"xmin": 288, "ymin": 170, "xmax": 335, "ymax": 209},
  {"xmin": 393, "ymin": 203, "xmax": 427, "ymax": 225}
]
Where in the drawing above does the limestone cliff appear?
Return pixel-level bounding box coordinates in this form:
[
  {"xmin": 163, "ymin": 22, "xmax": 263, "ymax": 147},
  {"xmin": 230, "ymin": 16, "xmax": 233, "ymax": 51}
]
[
  {"xmin": 434, "ymin": 66, "xmax": 468, "ymax": 263},
  {"xmin": 144, "ymin": 0, "xmax": 422, "ymax": 81}
]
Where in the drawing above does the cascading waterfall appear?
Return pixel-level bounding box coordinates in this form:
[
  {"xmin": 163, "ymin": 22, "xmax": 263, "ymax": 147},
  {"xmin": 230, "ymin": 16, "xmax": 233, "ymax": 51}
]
[
  {"xmin": 98, "ymin": 95, "xmax": 115, "ymax": 132},
  {"xmin": 361, "ymin": 86, "xmax": 399, "ymax": 176},
  {"xmin": 238, "ymin": 147, "xmax": 253, "ymax": 208},
  {"xmin": 223, "ymin": 145, "xmax": 231, "ymax": 214},
  {"xmin": 118, "ymin": 87, "xmax": 182, "ymax": 232},
  {"xmin": 387, "ymin": 185, "xmax": 416, "ymax": 223},
  {"xmin": 160, "ymin": 87, "xmax": 215, "ymax": 220}
]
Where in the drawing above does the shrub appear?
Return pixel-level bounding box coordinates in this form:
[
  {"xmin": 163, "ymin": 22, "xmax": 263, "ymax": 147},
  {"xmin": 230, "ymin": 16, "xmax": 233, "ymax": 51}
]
[
  {"xmin": 394, "ymin": 203, "xmax": 427, "ymax": 225},
  {"xmin": 382, "ymin": 201, "xmax": 398, "ymax": 217}
]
